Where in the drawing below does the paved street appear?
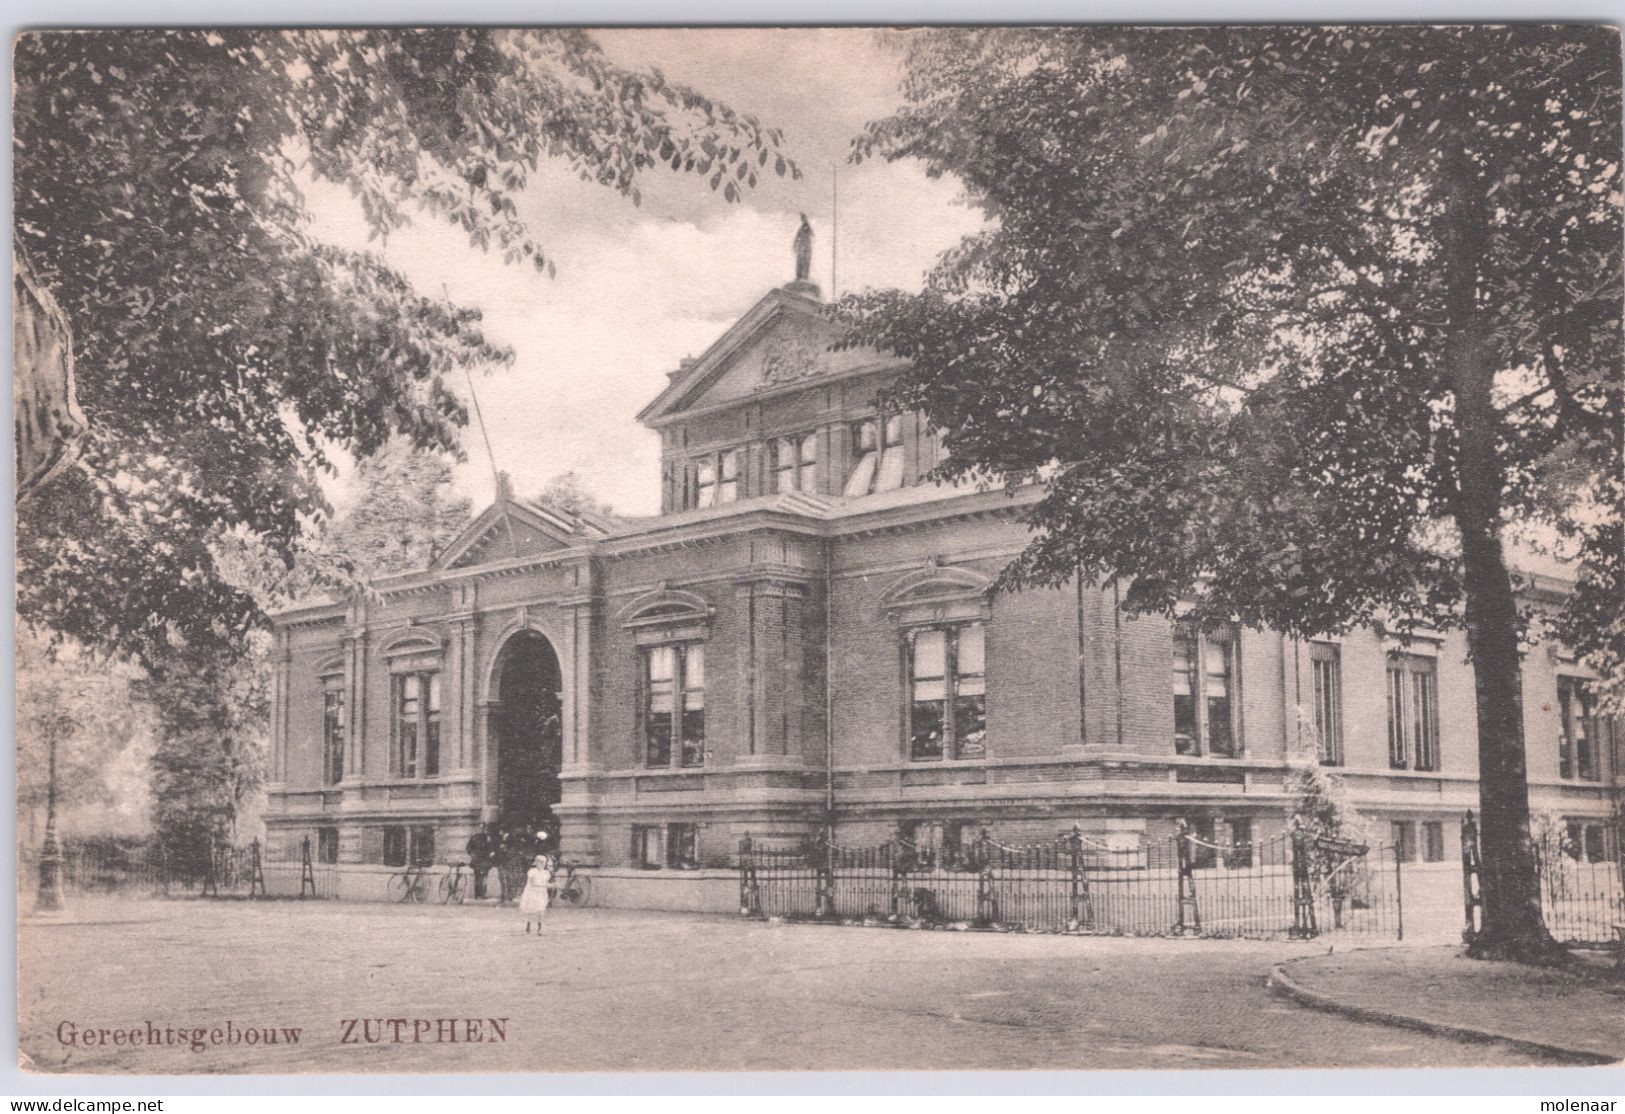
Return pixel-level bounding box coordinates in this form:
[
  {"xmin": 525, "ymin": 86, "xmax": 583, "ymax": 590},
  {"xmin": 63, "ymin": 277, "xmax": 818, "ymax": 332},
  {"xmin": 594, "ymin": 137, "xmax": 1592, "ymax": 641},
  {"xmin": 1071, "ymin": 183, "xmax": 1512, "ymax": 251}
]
[{"xmin": 20, "ymin": 899, "xmax": 1556, "ymax": 1074}]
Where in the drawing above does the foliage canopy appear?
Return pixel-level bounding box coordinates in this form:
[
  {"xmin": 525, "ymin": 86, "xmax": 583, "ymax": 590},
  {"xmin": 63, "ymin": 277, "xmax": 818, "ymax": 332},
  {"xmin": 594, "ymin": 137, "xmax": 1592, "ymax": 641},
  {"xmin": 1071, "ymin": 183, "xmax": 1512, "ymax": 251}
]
[
  {"xmin": 15, "ymin": 29, "xmax": 793, "ymax": 668},
  {"xmin": 844, "ymin": 27, "xmax": 1620, "ymax": 662}
]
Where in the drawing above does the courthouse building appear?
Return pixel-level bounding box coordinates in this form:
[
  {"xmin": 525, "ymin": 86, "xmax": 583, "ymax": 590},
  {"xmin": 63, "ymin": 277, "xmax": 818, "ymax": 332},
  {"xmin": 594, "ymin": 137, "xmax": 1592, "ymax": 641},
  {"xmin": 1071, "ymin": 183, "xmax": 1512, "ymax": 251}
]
[{"xmin": 264, "ymin": 237, "xmax": 1620, "ymax": 905}]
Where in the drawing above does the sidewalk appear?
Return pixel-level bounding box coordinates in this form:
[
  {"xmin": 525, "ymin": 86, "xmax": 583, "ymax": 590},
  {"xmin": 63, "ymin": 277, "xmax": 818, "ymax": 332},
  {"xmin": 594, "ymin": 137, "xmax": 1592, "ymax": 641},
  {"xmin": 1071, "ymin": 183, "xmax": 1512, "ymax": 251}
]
[{"xmin": 1269, "ymin": 945, "xmax": 1625, "ymax": 1065}]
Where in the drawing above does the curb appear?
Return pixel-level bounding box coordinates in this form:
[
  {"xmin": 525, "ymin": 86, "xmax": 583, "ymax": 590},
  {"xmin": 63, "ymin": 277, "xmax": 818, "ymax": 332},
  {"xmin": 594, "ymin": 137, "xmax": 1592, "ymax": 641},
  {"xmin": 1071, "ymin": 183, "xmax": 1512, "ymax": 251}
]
[{"xmin": 1266, "ymin": 961, "xmax": 1619, "ymax": 1066}]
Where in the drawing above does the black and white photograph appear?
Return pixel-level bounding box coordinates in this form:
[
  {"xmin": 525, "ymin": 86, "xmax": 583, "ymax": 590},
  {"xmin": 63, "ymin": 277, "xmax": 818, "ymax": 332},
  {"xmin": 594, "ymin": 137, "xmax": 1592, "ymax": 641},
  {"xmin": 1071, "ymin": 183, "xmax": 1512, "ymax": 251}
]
[{"xmin": 10, "ymin": 23, "xmax": 1625, "ymax": 1085}]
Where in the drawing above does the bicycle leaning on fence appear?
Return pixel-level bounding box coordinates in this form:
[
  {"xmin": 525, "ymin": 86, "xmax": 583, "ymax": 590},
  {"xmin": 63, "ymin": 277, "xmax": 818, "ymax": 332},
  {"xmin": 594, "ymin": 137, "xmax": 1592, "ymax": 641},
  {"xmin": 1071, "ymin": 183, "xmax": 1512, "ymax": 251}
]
[
  {"xmin": 388, "ymin": 863, "xmax": 432, "ymax": 904},
  {"xmin": 439, "ymin": 861, "xmax": 470, "ymax": 905},
  {"xmin": 547, "ymin": 859, "xmax": 592, "ymax": 908}
]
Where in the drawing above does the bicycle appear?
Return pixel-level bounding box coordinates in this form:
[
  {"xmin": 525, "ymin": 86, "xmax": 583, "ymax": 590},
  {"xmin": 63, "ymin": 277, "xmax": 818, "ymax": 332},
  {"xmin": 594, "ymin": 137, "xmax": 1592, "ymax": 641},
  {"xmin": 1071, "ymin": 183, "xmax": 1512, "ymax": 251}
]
[
  {"xmin": 548, "ymin": 860, "xmax": 592, "ymax": 908},
  {"xmin": 388, "ymin": 864, "xmax": 431, "ymax": 903},
  {"xmin": 438, "ymin": 861, "xmax": 469, "ymax": 905}
]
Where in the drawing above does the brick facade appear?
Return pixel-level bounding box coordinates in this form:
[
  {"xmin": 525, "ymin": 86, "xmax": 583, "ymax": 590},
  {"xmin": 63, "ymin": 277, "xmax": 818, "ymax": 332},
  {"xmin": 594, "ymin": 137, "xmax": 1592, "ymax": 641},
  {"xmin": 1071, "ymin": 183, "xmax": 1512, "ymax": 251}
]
[{"xmin": 265, "ymin": 280, "xmax": 1621, "ymax": 899}]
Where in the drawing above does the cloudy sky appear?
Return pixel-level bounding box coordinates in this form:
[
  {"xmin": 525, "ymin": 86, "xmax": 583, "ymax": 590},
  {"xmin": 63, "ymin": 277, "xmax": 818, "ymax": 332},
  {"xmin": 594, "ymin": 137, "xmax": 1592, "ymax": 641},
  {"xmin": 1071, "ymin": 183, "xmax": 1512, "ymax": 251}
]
[{"xmin": 309, "ymin": 28, "xmax": 986, "ymax": 517}]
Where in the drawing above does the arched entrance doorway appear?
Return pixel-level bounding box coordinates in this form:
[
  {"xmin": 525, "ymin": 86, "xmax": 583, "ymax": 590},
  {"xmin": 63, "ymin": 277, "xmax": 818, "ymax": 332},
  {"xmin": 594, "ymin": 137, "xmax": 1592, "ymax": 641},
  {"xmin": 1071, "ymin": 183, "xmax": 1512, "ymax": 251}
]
[{"xmin": 490, "ymin": 630, "xmax": 564, "ymax": 845}]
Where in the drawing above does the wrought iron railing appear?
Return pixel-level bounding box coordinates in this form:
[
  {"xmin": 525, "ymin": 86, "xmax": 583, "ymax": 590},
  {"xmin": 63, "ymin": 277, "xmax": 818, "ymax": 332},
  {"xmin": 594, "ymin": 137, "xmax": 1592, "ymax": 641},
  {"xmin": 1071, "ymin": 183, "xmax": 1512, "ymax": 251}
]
[
  {"xmin": 34, "ymin": 837, "xmax": 340, "ymax": 901},
  {"xmin": 739, "ymin": 824, "xmax": 1404, "ymax": 941},
  {"xmin": 1460, "ymin": 811, "xmax": 1622, "ymax": 947}
]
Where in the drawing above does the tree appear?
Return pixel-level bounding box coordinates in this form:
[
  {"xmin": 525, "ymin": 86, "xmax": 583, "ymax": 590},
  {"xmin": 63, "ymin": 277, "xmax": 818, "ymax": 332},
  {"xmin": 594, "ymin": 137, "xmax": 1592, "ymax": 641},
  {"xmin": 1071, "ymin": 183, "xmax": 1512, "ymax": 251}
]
[
  {"xmin": 318, "ymin": 439, "xmax": 473, "ymax": 581},
  {"xmin": 843, "ymin": 27, "xmax": 1620, "ymax": 962},
  {"xmin": 15, "ymin": 632, "xmax": 153, "ymax": 845},
  {"xmin": 1286, "ymin": 763, "xmax": 1365, "ymax": 922},
  {"xmin": 14, "ymin": 29, "xmax": 793, "ymax": 670},
  {"xmin": 1285, "ymin": 726, "xmax": 1368, "ymax": 849},
  {"xmin": 1285, "ymin": 721, "xmax": 1372, "ymax": 924},
  {"xmin": 139, "ymin": 644, "xmax": 269, "ymax": 869},
  {"xmin": 533, "ymin": 471, "xmax": 616, "ymax": 520}
]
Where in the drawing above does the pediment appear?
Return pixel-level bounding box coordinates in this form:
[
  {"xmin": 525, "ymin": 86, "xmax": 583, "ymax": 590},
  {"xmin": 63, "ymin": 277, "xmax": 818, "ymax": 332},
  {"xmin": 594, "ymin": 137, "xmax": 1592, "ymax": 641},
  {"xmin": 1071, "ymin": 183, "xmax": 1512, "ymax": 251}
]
[
  {"xmin": 881, "ymin": 566, "xmax": 994, "ymax": 608},
  {"xmin": 435, "ymin": 500, "xmax": 581, "ymax": 571},
  {"xmin": 637, "ymin": 287, "xmax": 903, "ymax": 427},
  {"xmin": 881, "ymin": 565, "xmax": 994, "ymax": 625}
]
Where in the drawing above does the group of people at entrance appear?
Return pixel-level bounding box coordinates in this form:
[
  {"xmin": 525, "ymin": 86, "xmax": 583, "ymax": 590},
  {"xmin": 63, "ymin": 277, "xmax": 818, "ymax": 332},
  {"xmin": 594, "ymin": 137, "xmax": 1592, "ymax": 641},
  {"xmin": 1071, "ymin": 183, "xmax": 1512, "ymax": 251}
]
[{"xmin": 465, "ymin": 823, "xmax": 555, "ymax": 932}]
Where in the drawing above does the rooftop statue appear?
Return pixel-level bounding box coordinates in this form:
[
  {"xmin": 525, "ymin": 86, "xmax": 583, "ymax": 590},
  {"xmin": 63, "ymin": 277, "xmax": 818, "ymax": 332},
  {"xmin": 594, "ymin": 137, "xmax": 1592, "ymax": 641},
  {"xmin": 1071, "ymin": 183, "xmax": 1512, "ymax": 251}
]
[{"xmin": 793, "ymin": 213, "xmax": 813, "ymax": 283}]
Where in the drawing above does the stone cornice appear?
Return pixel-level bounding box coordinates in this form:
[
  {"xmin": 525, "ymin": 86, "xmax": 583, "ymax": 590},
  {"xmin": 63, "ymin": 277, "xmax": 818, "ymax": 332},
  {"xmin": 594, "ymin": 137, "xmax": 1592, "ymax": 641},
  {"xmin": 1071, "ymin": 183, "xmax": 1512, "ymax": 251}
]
[
  {"xmin": 646, "ymin": 357, "xmax": 906, "ymax": 431},
  {"xmin": 272, "ymin": 487, "xmax": 1043, "ymax": 632},
  {"xmin": 275, "ymin": 604, "xmax": 348, "ymax": 628}
]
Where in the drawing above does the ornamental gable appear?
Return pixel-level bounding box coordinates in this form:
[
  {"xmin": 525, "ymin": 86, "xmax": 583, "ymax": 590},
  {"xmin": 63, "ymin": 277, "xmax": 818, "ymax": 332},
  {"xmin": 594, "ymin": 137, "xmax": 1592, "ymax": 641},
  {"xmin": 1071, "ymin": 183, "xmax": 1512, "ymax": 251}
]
[{"xmin": 636, "ymin": 286, "xmax": 902, "ymax": 428}]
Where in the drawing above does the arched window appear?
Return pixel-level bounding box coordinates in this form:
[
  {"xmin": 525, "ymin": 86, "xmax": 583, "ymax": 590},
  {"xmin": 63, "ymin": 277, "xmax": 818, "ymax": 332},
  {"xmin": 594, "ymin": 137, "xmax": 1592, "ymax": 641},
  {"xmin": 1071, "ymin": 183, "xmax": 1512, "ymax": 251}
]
[
  {"xmin": 619, "ymin": 588, "xmax": 712, "ymax": 769},
  {"xmin": 882, "ymin": 565, "xmax": 993, "ymax": 762}
]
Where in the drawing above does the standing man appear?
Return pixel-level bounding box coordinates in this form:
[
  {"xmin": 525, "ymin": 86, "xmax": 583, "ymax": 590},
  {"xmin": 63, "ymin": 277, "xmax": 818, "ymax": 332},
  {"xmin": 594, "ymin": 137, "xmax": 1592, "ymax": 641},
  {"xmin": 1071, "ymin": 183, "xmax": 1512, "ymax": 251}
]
[
  {"xmin": 496, "ymin": 825, "xmax": 528, "ymax": 904},
  {"xmin": 466, "ymin": 823, "xmax": 497, "ymax": 900}
]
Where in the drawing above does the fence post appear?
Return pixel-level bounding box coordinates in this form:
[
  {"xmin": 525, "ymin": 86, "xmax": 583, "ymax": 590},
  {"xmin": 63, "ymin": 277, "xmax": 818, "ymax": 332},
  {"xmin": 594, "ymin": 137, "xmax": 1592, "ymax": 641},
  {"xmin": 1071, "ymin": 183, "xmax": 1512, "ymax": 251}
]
[
  {"xmin": 1067, "ymin": 825, "xmax": 1090, "ymax": 930},
  {"xmin": 248, "ymin": 839, "xmax": 267, "ymax": 899},
  {"xmin": 1173, "ymin": 820, "xmax": 1201, "ymax": 935},
  {"xmin": 1460, "ymin": 811, "xmax": 1483, "ymax": 944},
  {"xmin": 814, "ymin": 831, "xmax": 836, "ymax": 919},
  {"xmin": 975, "ymin": 828, "xmax": 996, "ymax": 925},
  {"xmin": 202, "ymin": 836, "xmax": 219, "ymax": 898},
  {"xmin": 738, "ymin": 834, "xmax": 759, "ymax": 917},
  {"xmin": 890, "ymin": 841, "xmax": 906, "ymax": 919},
  {"xmin": 1289, "ymin": 827, "xmax": 1318, "ymax": 939},
  {"xmin": 300, "ymin": 836, "xmax": 316, "ymax": 899},
  {"xmin": 1394, "ymin": 840, "xmax": 1404, "ymax": 941}
]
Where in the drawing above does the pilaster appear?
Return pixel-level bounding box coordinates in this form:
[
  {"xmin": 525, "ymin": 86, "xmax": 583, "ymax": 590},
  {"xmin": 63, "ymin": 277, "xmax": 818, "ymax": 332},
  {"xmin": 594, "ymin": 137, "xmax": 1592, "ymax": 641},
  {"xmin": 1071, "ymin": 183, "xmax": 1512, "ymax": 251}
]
[
  {"xmin": 734, "ymin": 575, "xmax": 810, "ymax": 760},
  {"xmin": 343, "ymin": 615, "xmax": 370, "ymax": 782},
  {"xmin": 271, "ymin": 628, "xmax": 291, "ymax": 784},
  {"xmin": 559, "ymin": 560, "xmax": 599, "ymax": 773}
]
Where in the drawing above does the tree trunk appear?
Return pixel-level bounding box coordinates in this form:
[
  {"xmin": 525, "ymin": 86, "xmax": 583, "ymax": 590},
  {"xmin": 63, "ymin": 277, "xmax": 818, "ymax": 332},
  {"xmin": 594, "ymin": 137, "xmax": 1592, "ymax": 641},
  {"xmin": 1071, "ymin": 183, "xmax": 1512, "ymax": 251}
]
[
  {"xmin": 1441, "ymin": 141, "xmax": 1567, "ymax": 965},
  {"xmin": 1456, "ymin": 505, "xmax": 1565, "ymax": 964}
]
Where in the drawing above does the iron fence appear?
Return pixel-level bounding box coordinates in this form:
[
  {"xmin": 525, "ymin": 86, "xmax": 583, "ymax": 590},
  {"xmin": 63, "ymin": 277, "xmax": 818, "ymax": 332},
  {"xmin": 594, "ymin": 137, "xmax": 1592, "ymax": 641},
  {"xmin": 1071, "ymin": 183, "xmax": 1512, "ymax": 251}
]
[
  {"xmin": 739, "ymin": 825, "xmax": 1404, "ymax": 941},
  {"xmin": 1459, "ymin": 812, "xmax": 1623, "ymax": 947},
  {"xmin": 1532, "ymin": 831, "xmax": 1623, "ymax": 947},
  {"xmin": 37, "ymin": 838, "xmax": 339, "ymax": 900}
]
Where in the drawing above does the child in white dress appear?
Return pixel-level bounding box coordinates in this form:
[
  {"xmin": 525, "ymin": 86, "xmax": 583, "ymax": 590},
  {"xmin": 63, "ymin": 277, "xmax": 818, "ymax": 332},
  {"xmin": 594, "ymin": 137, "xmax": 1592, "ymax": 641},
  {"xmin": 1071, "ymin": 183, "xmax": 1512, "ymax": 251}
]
[{"xmin": 520, "ymin": 854, "xmax": 553, "ymax": 935}]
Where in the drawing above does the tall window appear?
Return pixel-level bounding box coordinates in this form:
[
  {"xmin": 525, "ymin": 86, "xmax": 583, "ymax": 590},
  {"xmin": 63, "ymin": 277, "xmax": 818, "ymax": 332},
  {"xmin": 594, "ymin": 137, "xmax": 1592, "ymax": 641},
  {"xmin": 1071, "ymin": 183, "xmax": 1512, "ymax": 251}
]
[
  {"xmin": 691, "ymin": 450, "xmax": 741, "ymax": 508},
  {"xmin": 1391, "ymin": 820, "xmax": 1417, "ymax": 863},
  {"xmin": 408, "ymin": 825, "xmax": 436, "ymax": 867},
  {"xmin": 695, "ymin": 457, "xmax": 716, "ymax": 508},
  {"xmin": 844, "ymin": 415, "xmax": 906, "ymax": 497},
  {"xmin": 772, "ymin": 432, "xmax": 819, "ymax": 494},
  {"xmin": 1423, "ymin": 821, "xmax": 1445, "ymax": 863},
  {"xmin": 897, "ymin": 819, "xmax": 975, "ymax": 869},
  {"xmin": 1309, "ymin": 642, "xmax": 1343, "ymax": 766},
  {"xmin": 317, "ymin": 827, "xmax": 340, "ymax": 865},
  {"xmin": 394, "ymin": 671, "xmax": 441, "ymax": 778},
  {"xmin": 321, "ymin": 678, "xmax": 346, "ymax": 785},
  {"xmin": 1558, "ymin": 676, "xmax": 1602, "ymax": 781},
  {"xmin": 644, "ymin": 644, "xmax": 705, "ymax": 768},
  {"xmin": 907, "ymin": 622, "xmax": 987, "ymax": 760},
  {"xmin": 632, "ymin": 822, "xmax": 699, "ymax": 869},
  {"xmin": 382, "ymin": 826, "xmax": 407, "ymax": 867},
  {"xmin": 796, "ymin": 433, "xmax": 818, "ymax": 492},
  {"xmin": 717, "ymin": 450, "xmax": 739, "ymax": 503},
  {"xmin": 1172, "ymin": 622, "xmax": 1239, "ymax": 757},
  {"xmin": 1186, "ymin": 816, "xmax": 1218, "ymax": 869},
  {"xmin": 1558, "ymin": 820, "xmax": 1609, "ymax": 862},
  {"xmin": 1386, "ymin": 653, "xmax": 1438, "ymax": 771},
  {"xmin": 1224, "ymin": 818, "xmax": 1254, "ymax": 869}
]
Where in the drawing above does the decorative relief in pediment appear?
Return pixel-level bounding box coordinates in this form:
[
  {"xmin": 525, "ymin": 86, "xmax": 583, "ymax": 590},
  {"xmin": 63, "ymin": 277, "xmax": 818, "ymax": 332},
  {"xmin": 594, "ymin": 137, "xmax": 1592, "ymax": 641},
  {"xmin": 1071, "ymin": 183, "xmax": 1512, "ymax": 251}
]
[{"xmin": 760, "ymin": 331, "xmax": 823, "ymax": 386}]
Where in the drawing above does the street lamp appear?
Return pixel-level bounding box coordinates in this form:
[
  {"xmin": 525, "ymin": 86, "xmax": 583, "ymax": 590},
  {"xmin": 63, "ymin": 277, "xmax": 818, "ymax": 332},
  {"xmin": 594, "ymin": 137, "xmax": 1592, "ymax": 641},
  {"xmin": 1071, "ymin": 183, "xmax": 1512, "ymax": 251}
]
[{"xmin": 34, "ymin": 711, "xmax": 68, "ymax": 914}]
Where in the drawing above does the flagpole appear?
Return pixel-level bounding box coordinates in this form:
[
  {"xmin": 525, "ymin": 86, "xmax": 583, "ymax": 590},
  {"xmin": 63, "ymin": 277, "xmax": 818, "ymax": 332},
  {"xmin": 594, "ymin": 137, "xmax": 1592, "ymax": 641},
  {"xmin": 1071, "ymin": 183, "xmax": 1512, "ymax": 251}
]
[{"xmin": 831, "ymin": 163, "xmax": 839, "ymax": 300}]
